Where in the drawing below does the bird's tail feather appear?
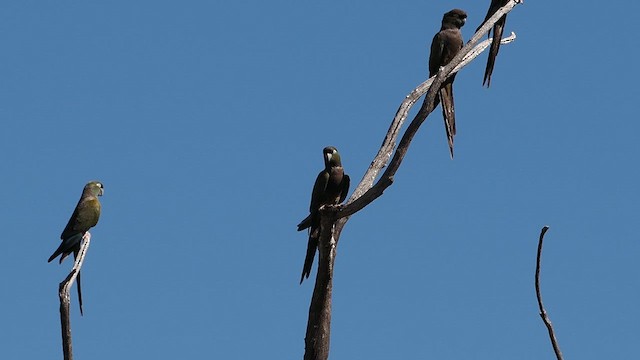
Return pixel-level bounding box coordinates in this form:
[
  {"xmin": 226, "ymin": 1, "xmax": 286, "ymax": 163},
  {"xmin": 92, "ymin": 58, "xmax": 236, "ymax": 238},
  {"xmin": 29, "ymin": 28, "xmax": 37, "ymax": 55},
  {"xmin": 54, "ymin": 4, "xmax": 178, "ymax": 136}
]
[
  {"xmin": 74, "ymin": 250, "xmax": 84, "ymax": 316},
  {"xmin": 77, "ymin": 270, "xmax": 84, "ymax": 316},
  {"xmin": 483, "ymin": 16, "xmax": 506, "ymax": 87},
  {"xmin": 439, "ymin": 85, "xmax": 456, "ymax": 159},
  {"xmin": 300, "ymin": 230, "xmax": 318, "ymax": 284}
]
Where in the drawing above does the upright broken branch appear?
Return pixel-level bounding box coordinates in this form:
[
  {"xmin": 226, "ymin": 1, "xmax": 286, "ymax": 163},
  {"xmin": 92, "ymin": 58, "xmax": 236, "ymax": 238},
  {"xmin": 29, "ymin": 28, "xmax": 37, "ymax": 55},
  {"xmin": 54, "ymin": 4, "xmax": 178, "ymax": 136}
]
[
  {"xmin": 303, "ymin": 2, "xmax": 522, "ymax": 359},
  {"xmin": 535, "ymin": 226, "xmax": 564, "ymax": 360},
  {"xmin": 58, "ymin": 232, "xmax": 91, "ymax": 360},
  {"xmin": 304, "ymin": 212, "xmax": 337, "ymax": 360}
]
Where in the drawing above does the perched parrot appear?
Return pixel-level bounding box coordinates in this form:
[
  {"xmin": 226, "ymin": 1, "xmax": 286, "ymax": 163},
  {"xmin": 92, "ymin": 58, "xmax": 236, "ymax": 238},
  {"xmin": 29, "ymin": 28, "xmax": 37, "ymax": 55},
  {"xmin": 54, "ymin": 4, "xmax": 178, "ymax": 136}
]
[
  {"xmin": 297, "ymin": 146, "xmax": 350, "ymax": 284},
  {"xmin": 428, "ymin": 8, "xmax": 467, "ymax": 159},
  {"xmin": 477, "ymin": 0, "xmax": 509, "ymax": 87},
  {"xmin": 48, "ymin": 181, "xmax": 104, "ymax": 315}
]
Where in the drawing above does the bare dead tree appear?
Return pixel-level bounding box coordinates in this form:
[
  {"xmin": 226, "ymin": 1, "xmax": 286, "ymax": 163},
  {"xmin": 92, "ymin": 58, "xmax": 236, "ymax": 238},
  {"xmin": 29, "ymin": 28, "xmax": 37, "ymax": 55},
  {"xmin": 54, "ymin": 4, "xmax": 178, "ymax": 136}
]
[
  {"xmin": 535, "ymin": 226, "xmax": 564, "ymax": 360},
  {"xmin": 302, "ymin": 2, "xmax": 523, "ymax": 359},
  {"xmin": 58, "ymin": 232, "xmax": 91, "ymax": 360}
]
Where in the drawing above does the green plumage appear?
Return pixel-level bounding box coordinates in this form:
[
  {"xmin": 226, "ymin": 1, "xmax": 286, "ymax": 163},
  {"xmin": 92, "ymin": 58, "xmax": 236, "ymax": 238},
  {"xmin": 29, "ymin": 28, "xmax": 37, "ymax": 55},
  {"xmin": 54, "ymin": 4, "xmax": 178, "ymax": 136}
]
[{"xmin": 48, "ymin": 181, "xmax": 104, "ymax": 315}]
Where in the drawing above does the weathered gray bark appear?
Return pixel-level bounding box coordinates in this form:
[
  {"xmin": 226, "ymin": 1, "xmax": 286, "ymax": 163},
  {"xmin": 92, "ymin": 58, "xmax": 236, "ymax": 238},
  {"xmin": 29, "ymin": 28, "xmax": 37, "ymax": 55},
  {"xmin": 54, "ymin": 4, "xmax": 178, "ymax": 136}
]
[
  {"xmin": 58, "ymin": 232, "xmax": 91, "ymax": 360},
  {"xmin": 302, "ymin": 2, "xmax": 521, "ymax": 359},
  {"xmin": 304, "ymin": 213, "xmax": 336, "ymax": 360}
]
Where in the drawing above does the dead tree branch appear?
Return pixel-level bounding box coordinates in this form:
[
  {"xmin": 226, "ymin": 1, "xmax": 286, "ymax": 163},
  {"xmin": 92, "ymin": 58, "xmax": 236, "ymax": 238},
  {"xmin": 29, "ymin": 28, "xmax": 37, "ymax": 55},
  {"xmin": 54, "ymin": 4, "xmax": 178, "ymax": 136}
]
[
  {"xmin": 58, "ymin": 232, "xmax": 91, "ymax": 360},
  {"xmin": 304, "ymin": 212, "xmax": 337, "ymax": 360},
  {"xmin": 303, "ymin": 2, "xmax": 522, "ymax": 359},
  {"xmin": 340, "ymin": 0, "xmax": 521, "ymax": 213},
  {"xmin": 535, "ymin": 226, "xmax": 564, "ymax": 360},
  {"xmin": 339, "ymin": 30, "xmax": 516, "ymax": 219}
]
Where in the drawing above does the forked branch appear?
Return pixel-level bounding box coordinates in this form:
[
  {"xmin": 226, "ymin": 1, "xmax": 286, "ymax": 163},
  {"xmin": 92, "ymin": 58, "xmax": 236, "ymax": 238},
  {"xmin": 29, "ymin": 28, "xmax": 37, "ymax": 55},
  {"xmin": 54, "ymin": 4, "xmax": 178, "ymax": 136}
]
[
  {"xmin": 338, "ymin": 1, "xmax": 521, "ymax": 219},
  {"xmin": 58, "ymin": 232, "xmax": 91, "ymax": 360},
  {"xmin": 304, "ymin": 2, "xmax": 522, "ymax": 360}
]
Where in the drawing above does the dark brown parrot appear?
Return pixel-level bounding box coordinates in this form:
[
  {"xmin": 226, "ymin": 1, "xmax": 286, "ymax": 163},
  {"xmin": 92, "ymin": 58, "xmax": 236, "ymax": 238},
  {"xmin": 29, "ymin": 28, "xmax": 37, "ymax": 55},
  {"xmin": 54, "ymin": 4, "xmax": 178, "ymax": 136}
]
[
  {"xmin": 429, "ymin": 8, "xmax": 467, "ymax": 159},
  {"xmin": 48, "ymin": 181, "xmax": 103, "ymax": 315},
  {"xmin": 477, "ymin": 0, "xmax": 509, "ymax": 87},
  {"xmin": 297, "ymin": 146, "xmax": 350, "ymax": 284}
]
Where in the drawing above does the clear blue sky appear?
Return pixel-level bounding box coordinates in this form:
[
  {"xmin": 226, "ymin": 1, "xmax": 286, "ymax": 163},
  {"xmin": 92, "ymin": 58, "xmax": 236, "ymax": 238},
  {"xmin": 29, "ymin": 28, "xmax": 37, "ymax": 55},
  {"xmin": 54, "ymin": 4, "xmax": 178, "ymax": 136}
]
[{"xmin": 2, "ymin": 1, "xmax": 638, "ymax": 359}]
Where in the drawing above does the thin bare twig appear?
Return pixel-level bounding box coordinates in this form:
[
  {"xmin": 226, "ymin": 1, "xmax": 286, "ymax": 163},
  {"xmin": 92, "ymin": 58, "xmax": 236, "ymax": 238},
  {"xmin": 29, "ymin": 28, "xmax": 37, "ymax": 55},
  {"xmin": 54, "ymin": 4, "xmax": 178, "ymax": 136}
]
[
  {"xmin": 535, "ymin": 226, "xmax": 564, "ymax": 360},
  {"xmin": 58, "ymin": 232, "xmax": 91, "ymax": 360}
]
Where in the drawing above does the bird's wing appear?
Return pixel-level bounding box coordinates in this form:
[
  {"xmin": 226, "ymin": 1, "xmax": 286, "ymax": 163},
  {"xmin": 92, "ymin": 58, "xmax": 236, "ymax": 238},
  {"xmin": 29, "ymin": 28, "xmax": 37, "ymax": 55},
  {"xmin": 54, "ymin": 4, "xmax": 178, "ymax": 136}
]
[
  {"xmin": 48, "ymin": 232, "xmax": 83, "ymax": 263},
  {"xmin": 339, "ymin": 174, "xmax": 350, "ymax": 203},
  {"xmin": 297, "ymin": 214, "xmax": 312, "ymax": 231},
  {"xmin": 60, "ymin": 200, "xmax": 83, "ymax": 240},
  {"xmin": 429, "ymin": 32, "xmax": 446, "ymax": 76},
  {"xmin": 69, "ymin": 198, "xmax": 100, "ymax": 235},
  {"xmin": 309, "ymin": 170, "xmax": 329, "ymax": 212}
]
